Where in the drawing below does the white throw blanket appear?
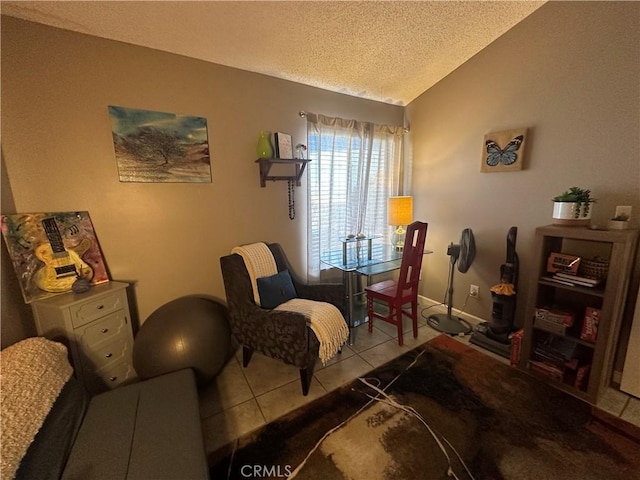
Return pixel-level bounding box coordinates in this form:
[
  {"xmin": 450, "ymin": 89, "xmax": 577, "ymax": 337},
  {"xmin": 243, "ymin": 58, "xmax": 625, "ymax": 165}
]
[
  {"xmin": 276, "ymin": 298, "xmax": 349, "ymax": 365},
  {"xmin": 232, "ymin": 243, "xmax": 349, "ymax": 364},
  {"xmin": 1, "ymin": 337, "xmax": 73, "ymax": 479},
  {"xmin": 232, "ymin": 242, "xmax": 277, "ymax": 306}
]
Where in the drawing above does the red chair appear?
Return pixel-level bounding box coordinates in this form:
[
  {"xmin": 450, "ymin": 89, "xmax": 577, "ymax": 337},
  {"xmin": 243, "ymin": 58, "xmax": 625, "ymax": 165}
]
[{"xmin": 365, "ymin": 221, "xmax": 428, "ymax": 346}]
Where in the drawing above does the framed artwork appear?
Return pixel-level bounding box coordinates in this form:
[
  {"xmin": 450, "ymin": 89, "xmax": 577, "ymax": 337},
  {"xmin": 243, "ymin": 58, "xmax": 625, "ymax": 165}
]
[
  {"xmin": 481, "ymin": 128, "xmax": 528, "ymax": 173},
  {"xmin": 108, "ymin": 106, "xmax": 212, "ymax": 183},
  {"xmin": 614, "ymin": 205, "xmax": 632, "ymax": 219},
  {"xmin": 1, "ymin": 212, "xmax": 109, "ymax": 303},
  {"xmin": 274, "ymin": 132, "xmax": 293, "ymax": 159}
]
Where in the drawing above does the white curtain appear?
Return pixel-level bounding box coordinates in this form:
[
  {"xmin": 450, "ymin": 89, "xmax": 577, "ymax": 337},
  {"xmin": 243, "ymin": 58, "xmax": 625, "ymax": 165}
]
[{"xmin": 306, "ymin": 112, "xmax": 409, "ymax": 279}]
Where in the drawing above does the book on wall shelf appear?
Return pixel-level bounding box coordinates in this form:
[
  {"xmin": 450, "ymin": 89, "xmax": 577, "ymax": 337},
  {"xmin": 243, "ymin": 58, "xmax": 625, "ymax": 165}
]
[{"xmin": 274, "ymin": 132, "xmax": 293, "ymax": 159}]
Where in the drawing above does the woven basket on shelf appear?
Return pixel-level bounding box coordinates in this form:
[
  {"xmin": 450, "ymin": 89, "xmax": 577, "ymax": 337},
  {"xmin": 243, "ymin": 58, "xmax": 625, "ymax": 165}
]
[{"xmin": 579, "ymin": 258, "xmax": 609, "ymax": 280}]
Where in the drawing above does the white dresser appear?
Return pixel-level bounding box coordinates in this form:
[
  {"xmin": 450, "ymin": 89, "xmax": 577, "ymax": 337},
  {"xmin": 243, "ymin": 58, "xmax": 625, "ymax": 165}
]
[{"xmin": 31, "ymin": 281, "xmax": 136, "ymax": 394}]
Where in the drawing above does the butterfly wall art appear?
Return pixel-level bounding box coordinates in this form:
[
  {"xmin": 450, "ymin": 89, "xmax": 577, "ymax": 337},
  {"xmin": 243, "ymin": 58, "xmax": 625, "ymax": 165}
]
[{"xmin": 480, "ymin": 128, "xmax": 528, "ymax": 173}]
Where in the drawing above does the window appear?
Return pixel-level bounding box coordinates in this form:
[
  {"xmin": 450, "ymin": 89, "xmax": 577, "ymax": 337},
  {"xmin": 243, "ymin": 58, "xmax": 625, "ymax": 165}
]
[{"xmin": 305, "ymin": 113, "xmax": 409, "ymax": 278}]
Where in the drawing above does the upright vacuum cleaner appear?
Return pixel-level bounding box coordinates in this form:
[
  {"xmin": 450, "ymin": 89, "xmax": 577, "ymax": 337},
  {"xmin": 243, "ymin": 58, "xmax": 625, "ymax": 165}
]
[{"xmin": 469, "ymin": 226, "xmax": 519, "ymax": 358}]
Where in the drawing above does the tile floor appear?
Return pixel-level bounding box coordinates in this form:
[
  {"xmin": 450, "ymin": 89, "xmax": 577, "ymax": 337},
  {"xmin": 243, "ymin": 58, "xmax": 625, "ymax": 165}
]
[{"xmin": 198, "ymin": 305, "xmax": 640, "ymax": 459}]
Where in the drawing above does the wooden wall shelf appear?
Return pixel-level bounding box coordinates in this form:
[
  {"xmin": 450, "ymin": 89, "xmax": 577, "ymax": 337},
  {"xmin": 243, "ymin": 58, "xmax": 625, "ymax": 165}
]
[{"xmin": 255, "ymin": 158, "xmax": 311, "ymax": 187}]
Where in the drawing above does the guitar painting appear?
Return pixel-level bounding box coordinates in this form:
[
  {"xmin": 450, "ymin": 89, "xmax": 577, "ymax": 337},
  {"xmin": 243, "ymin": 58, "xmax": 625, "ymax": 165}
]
[
  {"xmin": 1, "ymin": 212, "xmax": 109, "ymax": 303},
  {"xmin": 34, "ymin": 218, "xmax": 94, "ymax": 292}
]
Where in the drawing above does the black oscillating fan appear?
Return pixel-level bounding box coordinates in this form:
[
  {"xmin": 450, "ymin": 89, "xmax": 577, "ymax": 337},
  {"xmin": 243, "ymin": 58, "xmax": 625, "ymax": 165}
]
[{"xmin": 427, "ymin": 228, "xmax": 476, "ymax": 335}]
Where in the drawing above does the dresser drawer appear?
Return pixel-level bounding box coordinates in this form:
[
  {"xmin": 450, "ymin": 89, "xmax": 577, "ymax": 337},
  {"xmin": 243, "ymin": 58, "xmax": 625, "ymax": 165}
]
[
  {"xmin": 85, "ymin": 360, "xmax": 136, "ymax": 392},
  {"xmin": 81, "ymin": 336, "xmax": 132, "ymax": 372},
  {"xmin": 77, "ymin": 311, "xmax": 129, "ymax": 348},
  {"xmin": 70, "ymin": 292, "xmax": 125, "ymax": 328}
]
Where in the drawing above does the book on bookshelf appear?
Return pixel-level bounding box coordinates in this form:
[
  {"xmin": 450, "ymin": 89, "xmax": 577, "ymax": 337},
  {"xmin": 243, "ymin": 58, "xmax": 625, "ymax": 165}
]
[
  {"xmin": 535, "ymin": 307, "xmax": 575, "ymax": 326},
  {"xmin": 574, "ymin": 364, "xmax": 591, "ymax": 391},
  {"xmin": 545, "ymin": 276, "xmax": 578, "ymax": 287},
  {"xmin": 533, "ymin": 316, "xmax": 567, "ymax": 335},
  {"xmin": 549, "ymin": 274, "xmax": 600, "ymax": 288},
  {"xmin": 554, "ymin": 272, "xmax": 601, "ymax": 285},
  {"xmin": 529, "ymin": 360, "xmax": 564, "ymax": 381},
  {"xmin": 580, "ymin": 307, "xmax": 601, "ymax": 343}
]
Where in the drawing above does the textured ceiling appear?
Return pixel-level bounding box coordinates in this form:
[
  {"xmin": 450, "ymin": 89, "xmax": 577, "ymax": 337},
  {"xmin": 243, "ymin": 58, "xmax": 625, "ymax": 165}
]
[{"xmin": 1, "ymin": 1, "xmax": 546, "ymax": 105}]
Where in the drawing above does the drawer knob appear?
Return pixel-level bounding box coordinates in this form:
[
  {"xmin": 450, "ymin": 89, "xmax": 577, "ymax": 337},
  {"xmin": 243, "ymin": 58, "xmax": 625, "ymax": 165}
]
[
  {"xmin": 101, "ymin": 328, "xmax": 109, "ymax": 334},
  {"xmin": 109, "ymin": 376, "xmax": 118, "ymax": 382},
  {"xmin": 105, "ymin": 353, "xmax": 113, "ymax": 358},
  {"xmin": 97, "ymin": 304, "xmax": 104, "ymax": 310}
]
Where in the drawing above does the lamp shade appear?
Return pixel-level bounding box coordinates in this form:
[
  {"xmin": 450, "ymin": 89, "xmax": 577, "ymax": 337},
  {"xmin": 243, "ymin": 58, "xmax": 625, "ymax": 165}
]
[{"xmin": 388, "ymin": 196, "xmax": 413, "ymax": 226}]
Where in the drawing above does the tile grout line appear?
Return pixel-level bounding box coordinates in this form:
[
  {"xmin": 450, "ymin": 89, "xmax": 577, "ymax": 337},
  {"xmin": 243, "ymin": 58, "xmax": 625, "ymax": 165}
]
[{"xmin": 233, "ymin": 351, "xmax": 269, "ymax": 424}]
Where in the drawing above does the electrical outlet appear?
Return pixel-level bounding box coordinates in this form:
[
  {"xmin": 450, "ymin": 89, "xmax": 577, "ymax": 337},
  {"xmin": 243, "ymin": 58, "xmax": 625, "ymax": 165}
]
[{"xmin": 470, "ymin": 285, "xmax": 479, "ymax": 298}]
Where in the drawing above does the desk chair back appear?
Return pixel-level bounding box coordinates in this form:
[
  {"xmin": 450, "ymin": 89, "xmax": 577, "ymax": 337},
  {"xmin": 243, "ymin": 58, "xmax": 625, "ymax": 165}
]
[
  {"xmin": 396, "ymin": 221, "xmax": 428, "ymax": 298},
  {"xmin": 365, "ymin": 221, "xmax": 428, "ymax": 345}
]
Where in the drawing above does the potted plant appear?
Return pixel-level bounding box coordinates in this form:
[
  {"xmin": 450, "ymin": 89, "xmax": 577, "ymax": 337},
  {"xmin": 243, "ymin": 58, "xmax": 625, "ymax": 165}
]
[
  {"xmin": 552, "ymin": 187, "xmax": 596, "ymax": 226},
  {"xmin": 608, "ymin": 213, "xmax": 630, "ymax": 230}
]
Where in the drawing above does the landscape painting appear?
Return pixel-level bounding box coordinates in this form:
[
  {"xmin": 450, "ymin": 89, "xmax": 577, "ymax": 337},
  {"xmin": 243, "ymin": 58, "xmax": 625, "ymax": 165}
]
[
  {"xmin": 108, "ymin": 106, "xmax": 212, "ymax": 183},
  {"xmin": 1, "ymin": 212, "xmax": 109, "ymax": 303}
]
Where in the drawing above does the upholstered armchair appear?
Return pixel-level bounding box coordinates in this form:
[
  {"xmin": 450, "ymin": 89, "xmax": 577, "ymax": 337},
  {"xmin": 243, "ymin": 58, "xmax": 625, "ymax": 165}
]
[{"xmin": 220, "ymin": 243, "xmax": 347, "ymax": 395}]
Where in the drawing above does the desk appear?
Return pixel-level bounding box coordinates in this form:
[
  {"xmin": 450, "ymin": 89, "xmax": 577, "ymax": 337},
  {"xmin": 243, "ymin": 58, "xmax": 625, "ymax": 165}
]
[{"xmin": 321, "ymin": 243, "xmax": 406, "ymax": 343}]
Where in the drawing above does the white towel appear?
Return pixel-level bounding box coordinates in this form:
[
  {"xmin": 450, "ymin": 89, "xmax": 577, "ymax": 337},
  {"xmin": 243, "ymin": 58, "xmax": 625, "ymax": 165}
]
[
  {"xmin": 232, "ymin": 242, "xmax": 277, "ymax": 306},
  {"xmin": 276, "ymin": 298, "xmax": 349, "ymax": 365}
]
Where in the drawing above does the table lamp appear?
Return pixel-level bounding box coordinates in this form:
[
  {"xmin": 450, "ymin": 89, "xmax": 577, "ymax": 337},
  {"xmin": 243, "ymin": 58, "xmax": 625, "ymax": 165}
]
[{"xmin": 388, "ymin": 196, "xmax": 413, "ymax": 251}]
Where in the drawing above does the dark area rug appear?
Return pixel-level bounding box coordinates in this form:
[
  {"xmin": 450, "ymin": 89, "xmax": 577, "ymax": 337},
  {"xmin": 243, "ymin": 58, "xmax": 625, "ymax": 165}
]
[{"xmin": 210, "ymin": 335, "xmax": 640, "ymax": 480}]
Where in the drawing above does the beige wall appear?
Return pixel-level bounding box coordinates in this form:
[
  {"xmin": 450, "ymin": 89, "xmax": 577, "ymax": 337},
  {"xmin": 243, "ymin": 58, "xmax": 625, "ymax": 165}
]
[
  {"xmin": 406, "ymin": 1, "xmax": 640, "ymax": 340},
  {"xmin": 1, "ymin": 155, "xmax": 37, "ymax": 346},
  {"xmin": 0, "ymin": 16, "xmax": 403, "ymax": 346},
  {"xmin": 2, "ymin": 3, "xmax": 639, "ymax": 361}
]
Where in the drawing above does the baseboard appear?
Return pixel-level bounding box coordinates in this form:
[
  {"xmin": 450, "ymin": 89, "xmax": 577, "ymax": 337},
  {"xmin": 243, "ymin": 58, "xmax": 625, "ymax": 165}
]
[{"xmin": 418, "ymin": 295, "xmax": 488, "ymax": 327}]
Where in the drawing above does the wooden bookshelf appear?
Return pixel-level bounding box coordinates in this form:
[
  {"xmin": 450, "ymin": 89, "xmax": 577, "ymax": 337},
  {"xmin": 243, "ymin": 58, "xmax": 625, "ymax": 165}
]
[{"xmin": 519, "ymin": 225, "xmax": 639, "ymax": 404}]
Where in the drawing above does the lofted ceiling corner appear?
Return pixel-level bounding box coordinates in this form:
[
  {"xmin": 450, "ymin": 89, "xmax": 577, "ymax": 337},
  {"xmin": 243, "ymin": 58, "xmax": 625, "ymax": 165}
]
[{"xmin": 1, "ymin": 1, "xmax": 546, "ymax": 105}]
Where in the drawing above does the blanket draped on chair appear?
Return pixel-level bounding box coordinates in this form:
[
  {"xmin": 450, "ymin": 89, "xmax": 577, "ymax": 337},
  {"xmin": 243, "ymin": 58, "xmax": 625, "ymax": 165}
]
[
  {"xmin": 232, "ymin": 242, "xmax": 277, "ymax": 306},
  {"xmin": 275, "ymin": 298, "xmax": 348, "ymax": 365},
  {"xmin": 232, "ymin": 243, "xmax": 348, "ymax": 364}
]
